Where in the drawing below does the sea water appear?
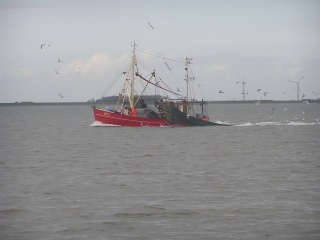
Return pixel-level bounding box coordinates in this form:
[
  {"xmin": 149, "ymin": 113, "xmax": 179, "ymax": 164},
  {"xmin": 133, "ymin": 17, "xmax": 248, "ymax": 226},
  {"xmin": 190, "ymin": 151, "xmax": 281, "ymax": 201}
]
[{"xmin": 0, "ymin": 103, "xmax": 319, "ymax": 240}]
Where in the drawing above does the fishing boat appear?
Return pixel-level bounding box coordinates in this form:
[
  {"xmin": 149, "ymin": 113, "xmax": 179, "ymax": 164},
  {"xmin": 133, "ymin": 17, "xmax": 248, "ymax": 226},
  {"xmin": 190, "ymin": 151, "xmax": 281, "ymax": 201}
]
[{"xmin": 92, "ymin": 42, "xmax": 228, "ymax": 127}]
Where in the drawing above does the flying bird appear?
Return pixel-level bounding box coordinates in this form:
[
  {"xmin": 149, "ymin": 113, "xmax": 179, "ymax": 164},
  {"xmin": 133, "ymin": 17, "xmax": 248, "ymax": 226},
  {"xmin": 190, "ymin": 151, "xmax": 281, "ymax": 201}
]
[
  {"xmin": 58, "ymin": 93, "xmax": 64, "ymax": 98},
  {"xmin": 147, "ymin": 22, "xmax": 154, "ymax": 29},
  {"xmin": 301, "ymin": 94, "xmax": 306, "ymax": 98},
  {"xmin": 55, "ymin": 70, "xmax": 60, "ymax": 74},
  {"xmin": 40, "ymin": 44, "xmax": 46, "ymax": 49},
  {"xmin": 58, "ymin": 58, "xmax": 63, "ymax": 63},
  {"xmin": 177, "ymin": 87, "xmax": 181, "ymax": 92},
  {"xmin": 236, "ymin": 81, "xmax": 239, "ymax": 84},
  {"xmin": 219, "ymin": 90, "xmax": 225, "ymax": 93},
  {"xmin": 263, "ymin": 91, "xmax": 269, "ymax": 96},
  {"xmin": 312, "ymin": 91, "xmax": 320, "ymax": 95},
  {"xmin": 257, "ymin": 89, "xmax": 261, "ymax": 92},
  {"xmin": 281, "ymin": 92, "xmax": 287, "ymax": 94}
]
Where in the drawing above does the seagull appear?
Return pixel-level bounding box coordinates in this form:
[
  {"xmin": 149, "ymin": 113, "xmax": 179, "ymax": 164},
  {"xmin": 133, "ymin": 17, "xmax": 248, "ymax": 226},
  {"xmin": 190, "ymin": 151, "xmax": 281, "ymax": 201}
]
[
  {"xmin": 55, "ymin": 70, "xmax": 60, "ymax": 74},
  {"xmin": 263, "ymin": 91, "xmax": 269, "ymax": 96},
  {"xmin": 301, "ymin": 94, "xmax": 306, "ymax": 98},
  {"xmin": 58, "ymin": 93, "xmax": 64, "ymax": 98},
  {"xmin": 257, "ymin": 89, "xmax": 261, "ymax": 92},
  {"xmin": 58, "ymin": 58, "xmax": 63, "ymax": 63},
  {"xmin": 219, "ymin": 90, "xmax": 225, "ymax": 93},
  {"xmin": 123, "ymin": 71, "xmax": 127, "ymax": 75},
  {"xmin": 177, "ymin": 87, "xmax": 181, "ymax": 92},
  {"xmin": 147, "ymin": 22, "xmax": 154, "ymax": 29},
  {"xmin": 40, "ymin": 44, "xmax": 46, "ymax": 49},
  {"xmin": 236, "ymin": 81, "xmax": 239, "ymax": 84}
]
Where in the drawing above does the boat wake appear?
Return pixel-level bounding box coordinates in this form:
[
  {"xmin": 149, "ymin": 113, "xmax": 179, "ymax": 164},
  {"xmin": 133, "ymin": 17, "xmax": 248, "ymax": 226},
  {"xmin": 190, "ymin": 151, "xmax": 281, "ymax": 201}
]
[
  {"xmin": 234, "ymin": 121, "xmax": 320, "ymax": 127},
  {"xmin": 90, "ymin": 120, "xmax": 319, "ymax": 127}
]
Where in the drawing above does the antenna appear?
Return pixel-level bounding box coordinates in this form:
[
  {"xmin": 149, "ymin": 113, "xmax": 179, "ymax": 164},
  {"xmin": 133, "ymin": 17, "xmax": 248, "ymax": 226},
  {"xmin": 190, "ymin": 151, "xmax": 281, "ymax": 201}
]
[{"xmin": 288, "ymin": 76, "xmax": 304, "ymax": 101}]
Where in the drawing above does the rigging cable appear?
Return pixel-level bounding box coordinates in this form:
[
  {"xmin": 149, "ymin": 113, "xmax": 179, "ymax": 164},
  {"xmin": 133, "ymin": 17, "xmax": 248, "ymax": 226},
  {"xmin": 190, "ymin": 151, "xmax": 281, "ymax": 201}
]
[
  {"xmin": 99, "ymin": 59, "xmax": 131, "ymax": 99},
  {"xmin": 136, "ymin": 47, "xmax": 189, "ymax": 98},
  {"xmin": 135, "ymin": 48, "xmax": 185, "ymax": 63}
]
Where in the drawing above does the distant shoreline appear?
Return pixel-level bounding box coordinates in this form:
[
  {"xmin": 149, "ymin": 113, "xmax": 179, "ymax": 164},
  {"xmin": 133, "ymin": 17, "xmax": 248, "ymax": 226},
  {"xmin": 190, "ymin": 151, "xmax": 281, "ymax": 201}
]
[{"xmin": 1, "ymin": 99, "xmax": 319, "ymax": 106}]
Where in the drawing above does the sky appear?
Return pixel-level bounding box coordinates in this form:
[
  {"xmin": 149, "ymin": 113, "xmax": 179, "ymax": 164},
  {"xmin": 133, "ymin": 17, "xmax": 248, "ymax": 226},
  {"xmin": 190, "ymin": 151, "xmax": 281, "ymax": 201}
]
[{"xmin": 0, "ymin": 0, "xmax": 320, "ymax": 102}]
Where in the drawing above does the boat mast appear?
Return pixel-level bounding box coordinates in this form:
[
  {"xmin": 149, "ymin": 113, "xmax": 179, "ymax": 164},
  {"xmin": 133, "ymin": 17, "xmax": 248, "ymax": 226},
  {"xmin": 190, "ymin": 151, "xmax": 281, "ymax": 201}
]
[
  {"xmin": 130, "ymin": 42, "xmax": 136, "ymax": 108},
  {"xmin": 185, "ymin": 57, "xmax": 192, "ymax": 102},
  {"xmin": 185, "ymin": 58, "xmax": 189, "ymax": 102}
]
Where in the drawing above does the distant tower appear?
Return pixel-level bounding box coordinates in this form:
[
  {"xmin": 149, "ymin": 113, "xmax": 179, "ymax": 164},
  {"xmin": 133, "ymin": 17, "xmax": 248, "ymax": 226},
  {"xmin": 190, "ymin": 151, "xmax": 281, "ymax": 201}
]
[
  {"xmin": 288, "ymin": 76, "xmax": 304, "ymax": 101},
  {"xmin": 242, "ymin": 80, "xmax": 246, "ymax": 101}
]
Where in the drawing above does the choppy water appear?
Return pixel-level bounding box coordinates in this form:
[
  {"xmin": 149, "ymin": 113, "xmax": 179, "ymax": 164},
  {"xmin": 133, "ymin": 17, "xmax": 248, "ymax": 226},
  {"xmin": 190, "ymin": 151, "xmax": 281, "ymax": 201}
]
[{"xmin": 0, "ymin": 103, "xmax": 319, "ymax": 240}]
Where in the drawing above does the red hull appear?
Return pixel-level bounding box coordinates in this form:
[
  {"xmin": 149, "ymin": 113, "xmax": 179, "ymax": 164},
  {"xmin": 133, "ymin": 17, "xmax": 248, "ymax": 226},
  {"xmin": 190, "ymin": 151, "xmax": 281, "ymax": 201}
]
[{"xmin": 93, "ymin": 107, "xmax": 180, "ymax": 127}]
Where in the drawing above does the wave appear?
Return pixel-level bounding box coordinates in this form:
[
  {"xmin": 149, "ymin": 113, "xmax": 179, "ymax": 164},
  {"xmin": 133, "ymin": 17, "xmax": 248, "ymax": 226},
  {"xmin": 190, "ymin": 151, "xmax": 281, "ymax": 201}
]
[
  {"xmin": 114, "ymin": 209, "xmax": 198, "ymax": 219},
  {"xmin": 235, "ymin": 121, "xmax": 320, "ymax": 127},
  {"xmin": 0, "ymin": 208, "xmax": 24, "ymax": 214}
]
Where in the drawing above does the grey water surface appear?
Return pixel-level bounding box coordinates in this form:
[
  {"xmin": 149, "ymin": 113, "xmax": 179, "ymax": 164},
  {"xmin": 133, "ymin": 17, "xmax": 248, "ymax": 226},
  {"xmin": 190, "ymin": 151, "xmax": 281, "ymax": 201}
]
[{"xmin": 0, "ymin": 103, "xmax": 319, "ymax": 240}]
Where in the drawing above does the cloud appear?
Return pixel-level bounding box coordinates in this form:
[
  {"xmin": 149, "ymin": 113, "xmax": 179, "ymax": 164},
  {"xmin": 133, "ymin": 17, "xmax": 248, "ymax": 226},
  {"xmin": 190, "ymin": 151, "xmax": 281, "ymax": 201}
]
[
  {"xmin": 184, "ymin": 53, "xmax": 319, "ymax": 100},
  {"xmin": 18, "ymin": 67, "xmax": 33, "ymax": 77},
  {"xmin": 1, "ymin": 49, "xmax": 318, "ymax": 102},
  {"xmin": 60, "ymin": 53, "xmax": 130, "ymax": 79},
  {"xmin": 206, "ymin": 64, "xmax": 229, "ymax": 73},
  {"xmin": 203, "ymin": 53, "xmax": 306, "ymax": 82},
  {"xmin": 282, "ymin": 58, "xmax": 305, "ymax": 76}
]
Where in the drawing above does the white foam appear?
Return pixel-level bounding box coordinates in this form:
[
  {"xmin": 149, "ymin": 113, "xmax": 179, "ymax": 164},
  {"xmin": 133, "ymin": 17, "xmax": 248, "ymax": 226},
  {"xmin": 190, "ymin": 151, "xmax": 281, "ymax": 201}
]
[
  {"xmin": 286, "ymin": 122, "xmax": 318, "ymax": 126},
  {"xmin": 90, "ymin": 121, "xmax": 121, "ymax": 127},
  {"xmin": 235, "ymin": 122, "xmax": 254, "ymax": 127},
  {"xmin": 214, "ymin": 121, "xmax": 231, "ymax": 125},
  {"xmin": 235, "ymin": 121, "xmax": 320, "ymax": 127}
]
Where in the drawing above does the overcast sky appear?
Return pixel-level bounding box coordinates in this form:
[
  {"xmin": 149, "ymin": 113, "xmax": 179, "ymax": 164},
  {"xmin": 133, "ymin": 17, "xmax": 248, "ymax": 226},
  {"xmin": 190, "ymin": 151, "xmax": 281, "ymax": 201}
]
[{"xmin": 1, "ymin": 0, "xmax": 319, "ymax": 102}]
